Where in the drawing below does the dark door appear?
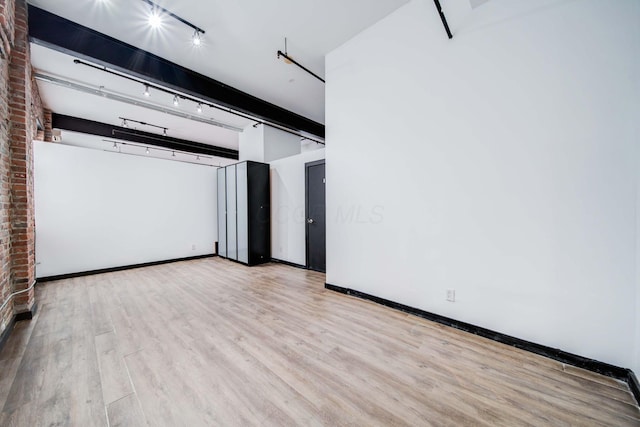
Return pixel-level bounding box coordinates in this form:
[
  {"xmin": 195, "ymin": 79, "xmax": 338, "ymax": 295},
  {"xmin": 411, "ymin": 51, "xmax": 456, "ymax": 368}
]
[{"xmin": 306, "ymin": 160, "xmax": 326, "ymax": 272}]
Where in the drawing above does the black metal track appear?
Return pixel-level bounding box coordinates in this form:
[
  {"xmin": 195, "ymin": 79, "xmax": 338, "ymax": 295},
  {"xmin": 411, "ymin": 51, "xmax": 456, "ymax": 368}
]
[
  {"xmin": 433, "ymin": 0, "xmax": 453, "ymax": 39},
  {"xmin": 140, "ymin": 0, "xmax": 205, "ymax": 34},
  {"xmin": 52, "ymin": 114, "xmax": 239, "ymax": 160},
  {"xmin": 28, "ymin": 5, "xmax": 325, "ymax": 139},
  {"xmin": 277, "ymin": 51, "xmax": 325, "ymax": 83}
]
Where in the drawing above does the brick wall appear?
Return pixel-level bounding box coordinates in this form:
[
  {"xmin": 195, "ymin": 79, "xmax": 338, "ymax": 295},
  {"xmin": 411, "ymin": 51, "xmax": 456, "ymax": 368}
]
[
  {"xmin": 1, "ymin": 51, "xmax": 11, "ymax": 333},
  {"xmin": 0, "ymin": 0, "xmax": 15, "ymax": 58},
  {"xmin": 0, "ymin": 0, "xmax": 43, "ymax": 334}
]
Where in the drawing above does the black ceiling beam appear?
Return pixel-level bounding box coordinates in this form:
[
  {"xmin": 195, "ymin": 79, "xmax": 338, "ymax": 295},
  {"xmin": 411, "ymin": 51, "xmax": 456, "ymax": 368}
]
[
  {"xmin": 29, "ymin": 5, "xmax": 325, "ymax": 139},
  {"xmin": 52, "ymin": 114, "xmax": 239, "ymax": 160}
]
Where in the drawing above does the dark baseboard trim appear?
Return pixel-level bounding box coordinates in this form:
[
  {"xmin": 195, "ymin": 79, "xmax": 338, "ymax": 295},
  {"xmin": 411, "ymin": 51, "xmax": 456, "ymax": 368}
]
[
  {"xmin": 0, "ymin": 315, "xmax": 16, "ymax": 354},
  {"xmin": 628, "ymin": 370, "xmax": 640, "ymax": 405},
  {"xmin": 37, "ymin": 254, "xmax": 216, "ymax": 283},
  {"xmin": 15, "ymin": 302, "xmax": 38, "ymax": 321},
  {"xmin": 271, "ymin": 258, "xmax": 307, "ymax": 270},
  {"xmin": 325, "ymin": 283, "xmax": 639, "ymax": 404}
]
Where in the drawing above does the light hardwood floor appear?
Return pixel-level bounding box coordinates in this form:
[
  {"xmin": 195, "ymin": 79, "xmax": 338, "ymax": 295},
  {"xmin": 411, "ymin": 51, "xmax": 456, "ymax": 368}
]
[{"xmin": 0, "ymin": 258, "xmax": 638, "ymax": 426}]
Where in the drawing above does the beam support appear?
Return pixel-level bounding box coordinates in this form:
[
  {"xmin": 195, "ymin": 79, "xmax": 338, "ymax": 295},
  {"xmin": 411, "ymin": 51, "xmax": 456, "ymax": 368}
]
[
  {"xmin": 28, "ymin": 5, "xmax": 325, "ymax": 139},
  {"xmin": 52, "ymin": 114, "xmax": 239, "ymax": 160}
]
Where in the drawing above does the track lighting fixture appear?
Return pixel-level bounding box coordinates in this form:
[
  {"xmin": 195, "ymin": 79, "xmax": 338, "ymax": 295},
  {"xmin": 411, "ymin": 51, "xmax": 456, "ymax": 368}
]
[
  {"xmin": 277, "ymin": 37, "xmax": 325, "ymax": 83},
  {"xmin": 148, "ymin": 8, "xmax": 162, "ymax": 29},
  {"xmin": 192, "ymin": 30, "xmax": 202, "ymax": 46},
  {"xmin": 173, "ymin": 95, "xmax": 180, "ymax": 107},
  {"xmin": 71, "ymin": 60, "xmax": 326, "ymax": 145},
  {"xmin": 113, "ymin": 142, "xmax": 117, "ymax": 149},
  {"xmin": 141, "ymin": 0, "xmax": 205, "ymax": 44},
  {"xmin": 119, "ymin": 117, "xmax": 168, "ymax": 137},
  {"xmin": 143, "ymin": 84, "xmax": 150, "ymax": 97},
  {"xmin": 103, "ymin": 139, "xmax": 217, "ymax": 166}
]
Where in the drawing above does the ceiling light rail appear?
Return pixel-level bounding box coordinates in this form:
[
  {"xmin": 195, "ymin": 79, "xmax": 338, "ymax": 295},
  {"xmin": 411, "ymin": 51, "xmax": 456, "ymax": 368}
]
[
  {"xmin": 277, "ymin": 38, "xmax": 325, "ymax": 83},
  {"xmin": 432, "ymin": 0, "xmax": 453, "ymax": 39},
  {"xmin": 119, "ymin": 116, "xmax": 167, "ymax": 135},
  {"xmin": 102, "ymin": 139, "xmax": 219, "ymax": 167},
  {"xmin": 73, "ymin": 59, "xmax": 325, "ymax": 145},
  {"xmin": 141, "ymin": 0, "xmax": 205, "ymax": 45},
  {"xmin": 34, "ymin": 72, "xmax": 243, "ymax": 133}
]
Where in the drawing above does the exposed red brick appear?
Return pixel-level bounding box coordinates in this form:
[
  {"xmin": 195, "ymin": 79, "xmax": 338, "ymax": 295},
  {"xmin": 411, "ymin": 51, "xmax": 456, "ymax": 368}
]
[{"xmin": 1, "ymin": 0, "xmax": 40, "ymax": 330}]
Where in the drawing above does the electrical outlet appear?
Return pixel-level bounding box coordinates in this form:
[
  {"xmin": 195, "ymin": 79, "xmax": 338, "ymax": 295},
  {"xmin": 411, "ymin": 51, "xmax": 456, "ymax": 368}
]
[{"xmin": 446, "ymin": 289, "xmax": 456, "ymax": 302}]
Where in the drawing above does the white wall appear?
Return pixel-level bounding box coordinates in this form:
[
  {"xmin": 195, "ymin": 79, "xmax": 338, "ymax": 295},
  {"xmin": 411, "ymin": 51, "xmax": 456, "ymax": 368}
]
[
  {"xmin": 270, "ymin": 149, "xmax": 325, "ymax": 266},
  {"xmin": 264, "ymin": 127, "xmax": 301, "ymax": 162},
  {"xmin": 326, "ymin": 0, "xmax": 640, "ymax": 371},
  {"xmin": 34, "ymin": 142, "xmax": 217, "ymax": 277},
  {"xmin": 636, "ymin": 161, "xmax": 640, "ymax": 376},
  {"xmin": 240, "ymin": 124, "xmax": 302, "ymax": 163},
  {"xmin": 239, "ymin": 124, "xmax": 264, "ymax": 162}
]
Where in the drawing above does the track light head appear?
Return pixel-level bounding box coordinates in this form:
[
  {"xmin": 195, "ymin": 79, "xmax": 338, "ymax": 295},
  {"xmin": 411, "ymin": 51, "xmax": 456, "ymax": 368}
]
[
  {"xmin": 173, "ymin": 95, "xmax": 179, "ymax": 106},
  {"xmin": 192, "ymin": 30, "xmax": 202, "ymax": 46},
  {"xmin": 143, "ymin": 85, "xmax": 150, "ymax": 97},
  {"xmin": 163, "ymin": 128, "xmax": 167, "ymax": 137},
  {"xmin": 196, "ymin": 103, "xmax": 203, "ymax": 114},
  {"xmin": 148, "ymin": 9, "xmax": 162, "ymax": 28},
  {"xmin": 145, "ymin": 147, "xmax": 150, "ymax": 154}
]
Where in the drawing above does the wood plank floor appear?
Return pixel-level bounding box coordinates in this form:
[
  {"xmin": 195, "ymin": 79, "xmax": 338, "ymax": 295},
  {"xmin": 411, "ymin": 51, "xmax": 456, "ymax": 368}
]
[{"xmin": 0, "ymin": 258, "xmax": 638, "ymax": 426}]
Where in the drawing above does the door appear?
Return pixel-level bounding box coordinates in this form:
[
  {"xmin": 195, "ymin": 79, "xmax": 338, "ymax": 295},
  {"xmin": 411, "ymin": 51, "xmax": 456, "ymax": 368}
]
[
  {"xmin": 226, "ymin": 164, "xmax": 237, "ymax": 260},
  {"xmin": 306, "ymin": 160, "xmax": 326, "ymax": 272},
  {"xmin": 236, "ymin": 162, "xmax": 249, "ymax": 264},
  {"xmin": 217, "ymin": 167, "xmax": 227, "ymax": 257}
]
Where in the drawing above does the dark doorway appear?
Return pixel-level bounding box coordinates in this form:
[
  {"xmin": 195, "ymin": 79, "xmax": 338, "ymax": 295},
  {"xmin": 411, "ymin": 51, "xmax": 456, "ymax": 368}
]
[{"xmin": 306, "ymin": 160, "xmax": 326, "ymax": 272}]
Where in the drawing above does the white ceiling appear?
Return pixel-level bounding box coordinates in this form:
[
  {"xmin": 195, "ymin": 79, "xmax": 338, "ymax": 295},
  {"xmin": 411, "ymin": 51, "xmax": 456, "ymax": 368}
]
[{"xmin": 29, "ymin": 0, "xmax": 409, "ymax": 152}]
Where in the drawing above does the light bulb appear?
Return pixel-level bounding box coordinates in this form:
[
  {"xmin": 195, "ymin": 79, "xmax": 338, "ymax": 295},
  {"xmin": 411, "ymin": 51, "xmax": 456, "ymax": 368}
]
[
  {"xmin": 148, "ymin": 11, "xmax": 162, "ymax": 28},
  {"xmin": 192, "ymin": 31, "xmax": 202, "ymax": 46}
]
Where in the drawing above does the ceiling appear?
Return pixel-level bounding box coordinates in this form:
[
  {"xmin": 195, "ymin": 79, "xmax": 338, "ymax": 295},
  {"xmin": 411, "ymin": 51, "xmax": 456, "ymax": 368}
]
[{"xmin": 28, "ymin": 0, "xmax": 409, "ymax": 158}]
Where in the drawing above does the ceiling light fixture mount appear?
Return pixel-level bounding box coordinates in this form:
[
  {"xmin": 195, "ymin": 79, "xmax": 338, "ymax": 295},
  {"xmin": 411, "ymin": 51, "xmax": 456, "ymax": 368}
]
[
  {"xmin": 119, "ymin": 116, "xmax": 168, "ymax": 136},
  {"xmin": 192, "ymin": 30, "xmax": 202, "ymax": 46},
  {"xmin": 277, "ymin": 37, "xmax": 325, "ymax": 83},
  {"xmin": 148, "ymin": 9, "xmax": 162, "ymax": 28},
  {"xmin": 141, "ymin": 0, "xmax": 205, "ymax": 44},
  {"xmin": 102, "ymin": 139, "xmax": 218, "ymax": 167}
]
